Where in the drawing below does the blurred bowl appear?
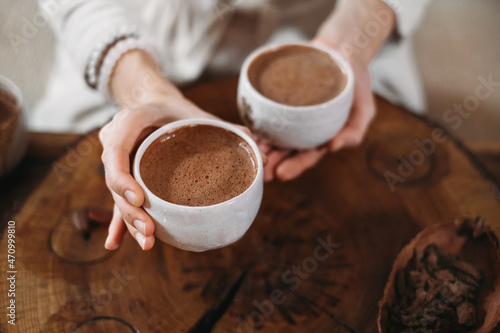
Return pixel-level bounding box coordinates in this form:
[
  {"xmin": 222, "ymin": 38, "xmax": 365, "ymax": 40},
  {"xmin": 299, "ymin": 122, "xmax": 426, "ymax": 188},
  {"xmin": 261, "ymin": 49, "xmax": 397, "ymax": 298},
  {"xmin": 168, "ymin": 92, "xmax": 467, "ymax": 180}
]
[
  {"xmin": 0, "ymin": 75, "xmax": 27, "ymax": 177},
  {"xmin": 378, "ymin": 217, "xmax": 500, "ymax": 333}
]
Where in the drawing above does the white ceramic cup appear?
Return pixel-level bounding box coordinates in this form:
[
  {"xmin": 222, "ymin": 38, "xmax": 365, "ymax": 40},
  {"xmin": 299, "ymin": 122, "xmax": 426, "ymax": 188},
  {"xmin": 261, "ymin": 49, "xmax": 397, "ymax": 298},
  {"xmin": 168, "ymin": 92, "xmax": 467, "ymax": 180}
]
[
  {"xmin": 133, "ymin": 118, "xmax": 264, "ymax": 252},
  {"xmin": 0, "ymin": 76, "xmax": 27, "ymax": 178},
  {"xmin": 237, "ymin": 42, "xmax": 354, "ymax": 150}
]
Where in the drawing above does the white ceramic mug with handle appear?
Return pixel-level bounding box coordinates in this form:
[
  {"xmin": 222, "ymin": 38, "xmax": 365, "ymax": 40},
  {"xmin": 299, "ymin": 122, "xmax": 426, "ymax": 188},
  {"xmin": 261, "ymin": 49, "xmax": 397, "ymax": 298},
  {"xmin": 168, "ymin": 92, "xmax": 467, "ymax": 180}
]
[
  {"xmin": 133, "ymin": 118, "xmax": 264, "ymax": 252},
  {"xmin": 237, "ymin": 42, "xmax": 354, "ymax": 150}
]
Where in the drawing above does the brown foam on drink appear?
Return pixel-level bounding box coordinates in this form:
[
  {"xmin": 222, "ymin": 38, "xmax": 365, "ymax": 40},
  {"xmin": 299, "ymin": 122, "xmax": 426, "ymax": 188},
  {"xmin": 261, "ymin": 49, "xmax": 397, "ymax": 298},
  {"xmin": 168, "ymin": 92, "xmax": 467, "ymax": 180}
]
[
  {"xmin": 248, "ymin": 44, "xmax": 347, "ymax": 106},
  {"xmin": 139, "ymin": 124, "xmax": 257, "ymax": 206}
]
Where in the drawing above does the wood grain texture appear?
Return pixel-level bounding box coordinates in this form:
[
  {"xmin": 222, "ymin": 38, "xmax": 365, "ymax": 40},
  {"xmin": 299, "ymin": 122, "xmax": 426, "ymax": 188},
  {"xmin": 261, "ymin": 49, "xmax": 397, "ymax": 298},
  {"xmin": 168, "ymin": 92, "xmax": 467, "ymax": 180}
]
[
  {"xmin": 0, "ymin": 132, "xmax": 82, "ymax": 224},
  {"xmin": 468, "ymin": 142, "xmax": 500, "ymax": 187},
  {"xmin": 0, "ymin": 77, "xmax": 499, "ymax": 333}
]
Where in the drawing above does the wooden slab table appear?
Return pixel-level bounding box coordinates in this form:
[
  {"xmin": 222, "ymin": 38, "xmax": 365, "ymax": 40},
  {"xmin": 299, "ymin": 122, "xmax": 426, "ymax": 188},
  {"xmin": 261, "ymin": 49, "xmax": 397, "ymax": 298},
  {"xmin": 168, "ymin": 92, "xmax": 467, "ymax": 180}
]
[{"xmin": 1, "ymin": 77, "xmax": 500, "ymax": 332}]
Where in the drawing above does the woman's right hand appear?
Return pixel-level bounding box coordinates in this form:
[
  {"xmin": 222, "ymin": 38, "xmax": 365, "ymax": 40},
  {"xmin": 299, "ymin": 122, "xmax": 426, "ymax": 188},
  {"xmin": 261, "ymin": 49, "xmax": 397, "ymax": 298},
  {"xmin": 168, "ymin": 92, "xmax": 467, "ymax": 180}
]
[{"xmin": 100, "ymin": 95, "xmax": 217, "ymax": 251}]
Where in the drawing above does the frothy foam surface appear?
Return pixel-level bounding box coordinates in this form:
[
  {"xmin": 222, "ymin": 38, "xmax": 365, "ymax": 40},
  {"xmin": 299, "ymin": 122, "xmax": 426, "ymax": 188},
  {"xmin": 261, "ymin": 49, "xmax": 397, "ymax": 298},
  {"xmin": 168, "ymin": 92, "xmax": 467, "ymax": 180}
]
[
  {"xmin": 140, "ymin": 124, "xmax": 257, "ymax": 206},
  {"xmin": 248, "ymin": 44, "xmax": 347, "ymax": 106}
]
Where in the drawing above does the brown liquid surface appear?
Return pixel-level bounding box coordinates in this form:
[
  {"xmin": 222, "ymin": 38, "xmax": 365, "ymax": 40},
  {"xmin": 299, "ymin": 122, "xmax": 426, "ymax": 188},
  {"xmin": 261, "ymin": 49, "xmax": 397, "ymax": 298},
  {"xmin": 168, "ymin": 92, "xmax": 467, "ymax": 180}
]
[
  {"xmin": 140, "ymin": 124, "xmax": 257, "ymax": 206},
  {"xmin": 248, "ymin": 45, "xmax": 347, "ymax": 106}
]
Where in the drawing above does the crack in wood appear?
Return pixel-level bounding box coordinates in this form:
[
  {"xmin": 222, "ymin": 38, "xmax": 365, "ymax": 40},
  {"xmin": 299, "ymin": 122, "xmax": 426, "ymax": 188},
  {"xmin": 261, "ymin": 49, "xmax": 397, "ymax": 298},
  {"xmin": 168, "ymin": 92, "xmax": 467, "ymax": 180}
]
[
  {"xmin": 264, "ymin": 277, "xmax": 297, "ymax": 325},
  {"xmin": 201, "ymin": 274, "xmax": 215, "ymax": 299},
  {"xmin": 188, "ymin": 271, "xmax": 247, "ymax": 333},
  {"xmin": 156, "ymin": 246, "xmax": 168, "ymax": 279},
  {"xmin": 294, "ymin": 291, "xmax": 357, "ymax": 333}
]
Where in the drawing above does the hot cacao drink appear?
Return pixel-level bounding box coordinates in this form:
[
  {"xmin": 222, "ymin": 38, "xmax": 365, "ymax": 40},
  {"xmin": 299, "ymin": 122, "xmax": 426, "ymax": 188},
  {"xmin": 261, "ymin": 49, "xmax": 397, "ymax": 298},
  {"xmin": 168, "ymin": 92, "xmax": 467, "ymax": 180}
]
[
  {"xmin": 248, "ymin": 44, "xmax": 347, "ymax": 106},
  {"xmin": 140, "ymin": 124, "xmax": 257, "ymax": 206}
]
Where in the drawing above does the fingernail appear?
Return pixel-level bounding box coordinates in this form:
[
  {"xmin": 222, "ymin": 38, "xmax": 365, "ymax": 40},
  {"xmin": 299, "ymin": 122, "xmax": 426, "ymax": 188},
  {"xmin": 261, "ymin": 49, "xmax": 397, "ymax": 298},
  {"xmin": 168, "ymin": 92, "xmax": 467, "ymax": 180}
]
[
  {"xmin": 330, "ymin": 140, "xmax": 342, "ymax": 152},
  {"xmin": 124, "ymin": 190, "xmax": 137, "ymax": 206},
  {"xmin": 135, "ymin": 232, "xmax": 146, "ymax": 249},
  {"xmin": 104, "ymin": 236, "xmax": 112, "ymax": 250},
  {"xmin": 262, "ymin": 154, "xmax": 269, "ymax": 166},
  {"xmin": 133, "ymin": 219, "xmax": 145, "ymax": 234},
  {"xmin": 276, "ymin": 167, "xmax": 290, "ymax": 182},
  {"xmin": 264, "ymin": 173, "xmax": 274, "ymax": 183}
]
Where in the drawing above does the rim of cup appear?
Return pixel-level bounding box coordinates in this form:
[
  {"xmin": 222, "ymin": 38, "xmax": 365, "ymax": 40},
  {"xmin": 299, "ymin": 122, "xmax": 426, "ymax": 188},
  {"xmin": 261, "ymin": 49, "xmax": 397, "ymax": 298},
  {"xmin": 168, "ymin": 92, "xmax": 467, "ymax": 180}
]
[
  {"xmin": 0, "ymin": 75, "xmax": 23, "ymax": 107},
  {"xmin": 133, "ymin": 118, "xmax": 264, "ymax": 210},
  {"xmin": 240, "ymin": 41, "xmax": 354, "ymax": 111},
  {"xmin": 0, "ymin": 75, "xmax": 23, "ymax": 132}
]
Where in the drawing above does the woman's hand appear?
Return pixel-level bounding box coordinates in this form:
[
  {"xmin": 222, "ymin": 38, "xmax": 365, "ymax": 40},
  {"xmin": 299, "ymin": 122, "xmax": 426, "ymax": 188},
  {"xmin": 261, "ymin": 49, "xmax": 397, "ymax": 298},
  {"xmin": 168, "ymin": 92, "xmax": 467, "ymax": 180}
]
[
  {"xmin": 264, "ymin": 0, "xmax": 395, "ymax": 182},
  {"xmin": 263, "ymin": 45, "xmax": 375, "ymax": 182},
  {"xmin": 100, "ymin": 95, "xmax": 217, "ymax": 251},
  {"xmin": 101, "ymin": 99, "xmax": 267, "ymax": 250}
]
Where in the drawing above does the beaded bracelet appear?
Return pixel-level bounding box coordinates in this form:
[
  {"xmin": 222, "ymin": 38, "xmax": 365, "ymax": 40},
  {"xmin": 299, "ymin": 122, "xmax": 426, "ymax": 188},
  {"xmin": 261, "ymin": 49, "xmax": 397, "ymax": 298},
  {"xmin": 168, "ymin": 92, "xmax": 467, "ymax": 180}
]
[
  {"xmin": 96, "ymin": 38, "xmax": 159, "ymax": 100},
  {"xmin": 84, "ymin": 26, "xmax": 139, "ymax": 89}
]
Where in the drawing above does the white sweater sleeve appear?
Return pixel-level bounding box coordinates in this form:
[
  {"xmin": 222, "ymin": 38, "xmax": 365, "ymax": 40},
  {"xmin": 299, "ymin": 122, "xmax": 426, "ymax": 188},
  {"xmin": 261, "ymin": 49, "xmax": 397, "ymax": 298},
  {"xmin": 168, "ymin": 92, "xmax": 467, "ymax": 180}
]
[
  {"xmin": 36, "ymin": 0, "xmax": 140, "ymax": 77},
  {"xmin": 381, "ymin": 0, "xmax": 434, "ymax": 37}
]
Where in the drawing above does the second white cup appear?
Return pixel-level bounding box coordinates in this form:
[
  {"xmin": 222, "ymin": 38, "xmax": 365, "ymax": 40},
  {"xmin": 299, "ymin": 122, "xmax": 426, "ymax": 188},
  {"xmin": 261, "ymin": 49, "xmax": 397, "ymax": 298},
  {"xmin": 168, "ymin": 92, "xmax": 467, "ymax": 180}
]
[{"xmin": 237, "ymin": 42, "xmax": 354, "ymax": 150}]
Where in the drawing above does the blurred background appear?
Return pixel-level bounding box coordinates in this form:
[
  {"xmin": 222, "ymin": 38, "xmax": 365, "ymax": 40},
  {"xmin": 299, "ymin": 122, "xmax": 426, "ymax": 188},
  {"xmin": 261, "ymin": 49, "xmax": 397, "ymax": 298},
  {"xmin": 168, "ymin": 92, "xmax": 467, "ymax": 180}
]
[{"xmin": 1, "ymin": 0, "xmax": 499, "ymax": 143}]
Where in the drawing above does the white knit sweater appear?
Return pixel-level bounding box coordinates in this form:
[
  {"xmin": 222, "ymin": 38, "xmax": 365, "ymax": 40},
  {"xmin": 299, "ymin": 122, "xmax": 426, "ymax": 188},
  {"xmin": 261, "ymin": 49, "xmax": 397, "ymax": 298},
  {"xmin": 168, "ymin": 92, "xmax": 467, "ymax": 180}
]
[{"xmin": 31, "ymin": 0, "xmax": 432, "ymax": 133}]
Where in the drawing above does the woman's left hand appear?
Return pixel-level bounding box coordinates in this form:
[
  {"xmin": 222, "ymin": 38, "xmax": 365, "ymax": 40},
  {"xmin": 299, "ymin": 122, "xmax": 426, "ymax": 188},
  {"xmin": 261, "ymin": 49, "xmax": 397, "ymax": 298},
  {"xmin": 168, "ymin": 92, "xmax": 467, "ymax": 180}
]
[
  {"xmin": 263, "ymin": 0, "xmax": 396, "ymax": 182},
  {"xmin": 263, "ymin": 40, "xmax": 376, "ymax": 182}
]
